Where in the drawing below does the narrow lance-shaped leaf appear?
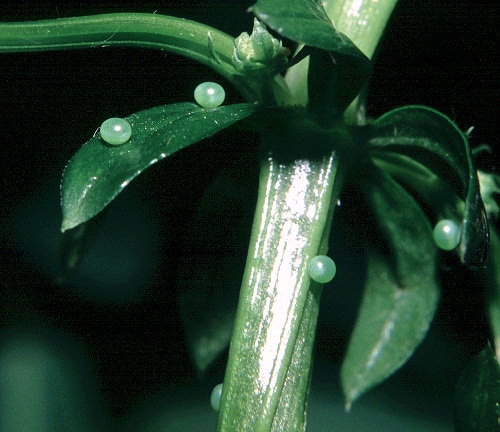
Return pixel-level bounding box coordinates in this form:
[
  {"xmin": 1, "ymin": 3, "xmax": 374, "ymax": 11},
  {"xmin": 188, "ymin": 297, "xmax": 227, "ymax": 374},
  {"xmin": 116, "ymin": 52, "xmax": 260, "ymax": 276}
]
[
  {"xmin": 487, "ymin": 227, "xmax": 500, "ymax": 360},
  {"xmin": 365, "ymin": 105, "xmax": 489, "ymax": 267},
  {"xmin": 454, "ymin": 344, "xmax": 500, "ymax": 432},
  {"xmin": 61, "ymin": 102, "xmax": 258, "ymax": 232},
  {"xmin": 250, "ymin": 0, "xmax": 371, "ymax": 116},
  {"xmin": 177, "ymin": 172, "xmax": 255, "ymax": 373},
  {"xmin": 250, "ymin": 0, "xmax": 368, "ymax": 62},
  {"xmin": 61, "ymin": 210, "xmax": 108, "ymax": 271},
  {"xmin": 341, "ymin": 167, "xmax": 440, "ymax": 408},
  {"xmin": 371, "ymin": 151, "xmax": 462, "ymax": 222},
  {"xmin": 478, "ymin": 172, "xmax": 500, "ymax": 358}
]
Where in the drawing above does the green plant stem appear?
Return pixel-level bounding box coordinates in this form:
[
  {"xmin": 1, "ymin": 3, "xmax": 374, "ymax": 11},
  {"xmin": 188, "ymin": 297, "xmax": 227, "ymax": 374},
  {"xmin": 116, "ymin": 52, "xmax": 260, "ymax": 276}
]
[
  {"xmin": 217, "ymin": 124, "xmax": 348, "ymax": 430},
  {"xmin": 0, "ymin": 13, "xmax": 259, "ymax": 101},
  {"xmin": 284, "ymin": 0, "xmax": 399, "ymax": 118}
]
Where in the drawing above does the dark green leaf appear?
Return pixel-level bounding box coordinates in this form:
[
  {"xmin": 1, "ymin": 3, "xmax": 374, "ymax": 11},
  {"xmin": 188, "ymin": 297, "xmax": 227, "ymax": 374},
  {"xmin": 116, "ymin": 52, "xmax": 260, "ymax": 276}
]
[
  {"xmin": 250, "ymin": 0, "xmax": 371, "ymax": 118},
  {"xmin": 250, "ymin": 0, "xmax": 370, "ymax": 118},
  {"xmin": 250, "ymin": 0, "xmax": 369, "ymax": 63},
  {"xmin": 371, "ymin": 151, "xmax": 462, "ymax": 221},
  {"xmin": 61, "ymin": 211, "xmax": 108, "ymax": 271},
  {"xmin": 454, "ymin": 344, "xmax": 500, "ymax": 432},
  {"xmin": 178, "ymin": 172, "xmax": 255, "ymax": 372},
  {"xmin": 365, "ymin": 105, "xmax": 489, "ymax": 268},
  {"xmin": 61, "ymin": 102, "xmax": 258, "ymax": 232},
  {"xmin": 487, "ymin": 227, "xmax": 500, "ymax": 363},
  {"xmin": 478, "ymin": 171, "xmax": 500, "ymax": 221},
  {"xmin": 341, "ymin": 168, "xmax": 439, "ymax": 408}
]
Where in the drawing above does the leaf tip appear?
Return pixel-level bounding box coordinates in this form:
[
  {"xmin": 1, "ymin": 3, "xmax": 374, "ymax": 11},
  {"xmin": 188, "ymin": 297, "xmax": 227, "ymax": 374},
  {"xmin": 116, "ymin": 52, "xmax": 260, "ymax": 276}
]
[
  {"xmin": 60, "ymin": 218, "xmax": 77, "ymax": 233},
  {"xmin": 344, "ymin": 400, "xmax": 352, "ymax": 413}
]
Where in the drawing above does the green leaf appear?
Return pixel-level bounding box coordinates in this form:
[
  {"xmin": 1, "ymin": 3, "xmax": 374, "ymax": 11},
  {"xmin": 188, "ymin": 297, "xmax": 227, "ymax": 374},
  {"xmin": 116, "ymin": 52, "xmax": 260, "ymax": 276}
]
[
  {"xmin": 61, "ymin": 102, "xmax": 258, "ymax": 232},
  {"xmin": 371, "ymin": 151, "xmax": 462, "ymax": 221},
  {"xmin": 478, "ymin": 170, "xmax": 500, "ymax": 221},
  {"xmin": 250, "ymin": 0, "xmax": 367, "ymax": 61},
  {"xmin": 61, "ymin": 211, "xmax": 108, "ymax": 271},
  {"xmin": 454, "ymin": 344, "xmax": 500, "ymax": 432},
  {"xmin": 177, "ymin": 172, "xmax": 254, "ymax": 373},
  {"xmin": 250, "ymin": 0, "xmax": 371, "ymax": 117},
  {"xmin": 365, "ymin": 105, "xmax": 489, "ymax": 268},
  {"xmin": 487, "ymin": 227, "xmax": 500, "ymax": 361},
  {"xmin": 341, "ymin": 168, "xmax": 440, "ymax": 408}
]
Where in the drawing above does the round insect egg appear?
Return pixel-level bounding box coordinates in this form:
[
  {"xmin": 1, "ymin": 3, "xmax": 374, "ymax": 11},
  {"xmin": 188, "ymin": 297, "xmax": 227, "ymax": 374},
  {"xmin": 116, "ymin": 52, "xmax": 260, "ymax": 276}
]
[
  {"xmin": 433, "ymin": 219, "xmax": 461, "ymax": 250},
  {"xmin": 308, "ymin": 255, "xmax": 336, "ymax": 284},
  {"xmin": 100, "ymin": 117, "xmax": 132, "ymax": 145},
  {"xmin": 194, "ymin": 82, "xmax": 225, "ymax": 108},
  {"xmin": 210, "ymin": 383, "xmax": 223, "ymax": 412}
]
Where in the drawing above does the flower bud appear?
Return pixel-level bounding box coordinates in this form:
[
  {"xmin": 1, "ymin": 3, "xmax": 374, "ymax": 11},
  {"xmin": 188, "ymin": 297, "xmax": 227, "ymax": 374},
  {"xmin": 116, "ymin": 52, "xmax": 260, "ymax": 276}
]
[{"xmin": 232, "ymin": 18, "xmax": 288, "ymax": 74}]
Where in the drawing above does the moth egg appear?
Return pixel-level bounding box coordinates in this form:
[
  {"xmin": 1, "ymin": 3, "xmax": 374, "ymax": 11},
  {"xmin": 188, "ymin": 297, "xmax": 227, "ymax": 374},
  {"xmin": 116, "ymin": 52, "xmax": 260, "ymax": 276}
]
[
  {"xmin": 308, "ymin": 255, "xmax": 336, "ymax": 284},
  {"xmin": 433, "ymin": 219, "xmax": 461, "ymax": 250},
  {"xmin": 194, "ymin": 82, "xmax": 225, "ymax": 108},
  {"xmin": 210, "ymin": 383, "xmax": 223, "ymax": 412},
  {"xmin": 100, "ymin": 117, "xmax": 132, "ymax": 145}
]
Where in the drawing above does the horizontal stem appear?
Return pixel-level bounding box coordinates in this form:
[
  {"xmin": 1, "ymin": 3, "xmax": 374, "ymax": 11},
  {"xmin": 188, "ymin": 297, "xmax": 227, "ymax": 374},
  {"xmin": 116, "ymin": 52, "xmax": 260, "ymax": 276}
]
[{"xmin": 0, "ymin": 13, "xmax": 259, "ymax": 101}]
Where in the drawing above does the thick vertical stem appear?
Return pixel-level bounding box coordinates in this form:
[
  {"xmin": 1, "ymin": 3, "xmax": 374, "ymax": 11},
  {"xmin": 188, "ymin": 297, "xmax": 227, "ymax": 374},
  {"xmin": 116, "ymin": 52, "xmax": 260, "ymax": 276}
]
[{"xmin": 217, "ymin": 132, "xmax": 344, "ymax": 430}]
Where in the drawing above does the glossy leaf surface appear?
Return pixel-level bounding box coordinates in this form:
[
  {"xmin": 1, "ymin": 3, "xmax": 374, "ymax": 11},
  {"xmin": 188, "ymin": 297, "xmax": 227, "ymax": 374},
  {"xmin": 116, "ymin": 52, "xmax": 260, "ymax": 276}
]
[
  {"xmin": 61, "ymin": 102, "xmax": 257, "ymax": 232},
  {"xmin": 366, "ymin": 105, "xmax": 489, "ymax": 268},
  {"xmin": 250, "ymin": 0, "xmax": 370, "ymax": 116},
  {"xmin": 341, "ymin": 168, "xmax": 439, "ymax": 407},
  {"xmin": 454, "ymin": 344, "xmax": 500, "ymax": 432},
  {"xmin": 250, "ymin": 0, "xmax": 369, "ymax": 63}
]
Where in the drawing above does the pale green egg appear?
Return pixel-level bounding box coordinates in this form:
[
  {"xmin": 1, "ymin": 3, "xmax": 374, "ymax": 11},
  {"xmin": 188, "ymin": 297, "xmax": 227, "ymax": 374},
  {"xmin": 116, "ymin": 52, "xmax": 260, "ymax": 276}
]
[
  {"xmin": 210, "ymin": 383, "xmax": 223, "ymax": 412},
  {"xmin": 433, "ymin": 219, "xmax": 461, "ymax": 250},
  {"xmin": 308, "ymin": 255, "xmax": 336, "ymax": 284},
  {"xmin": 194, "ymin": 82, "xmax": 225, "ymax": 108},
  {"xmin": 100, "ymin": 117, "xmax": 132, "ymax": 145}
]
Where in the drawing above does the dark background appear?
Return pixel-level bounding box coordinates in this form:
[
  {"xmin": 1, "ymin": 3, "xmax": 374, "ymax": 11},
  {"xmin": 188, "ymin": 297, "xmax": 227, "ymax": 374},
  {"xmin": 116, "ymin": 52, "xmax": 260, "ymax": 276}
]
[{"xmin": 0, "ymin": 1, "xmax": 498, "ymax": 430}]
